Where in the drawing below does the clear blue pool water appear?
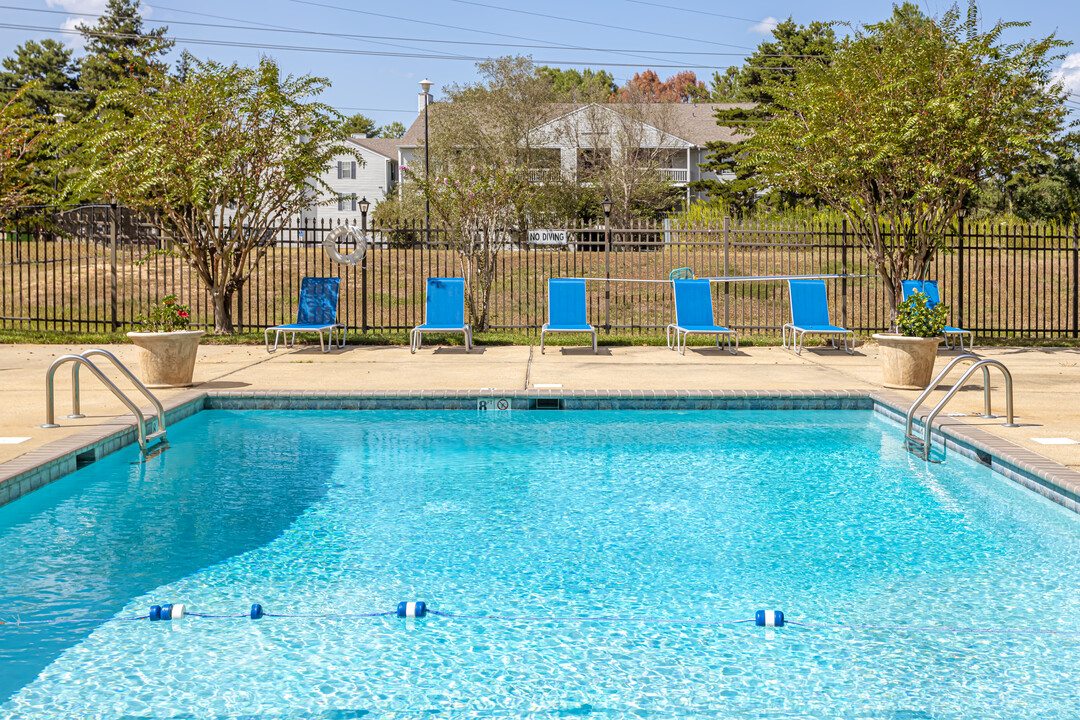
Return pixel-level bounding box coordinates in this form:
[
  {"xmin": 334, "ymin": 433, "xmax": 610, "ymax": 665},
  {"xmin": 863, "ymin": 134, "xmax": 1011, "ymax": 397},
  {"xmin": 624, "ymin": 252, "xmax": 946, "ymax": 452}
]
[{"xmin": 2, "ymin": 409, "xmax": 1080, "ymax": 718}]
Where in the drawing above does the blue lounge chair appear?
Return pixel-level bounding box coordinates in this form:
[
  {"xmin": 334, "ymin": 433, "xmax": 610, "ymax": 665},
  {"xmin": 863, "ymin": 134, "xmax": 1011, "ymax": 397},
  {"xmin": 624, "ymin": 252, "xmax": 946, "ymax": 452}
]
[
  {"xmin": 783, "ymin": 279, "xmax": 853, "ymax": 355},
  {"xmin": 901, "ymin": 279, "xmax": 973, "ymax": 351},
  {"xmin": 265, "ymin": 277, "xmax": 345, "ymax": 353},
  {"xmin": 541, "ymin": 278, "xmax": 597, "ymax": 354},
  {"xmin": 410, "ymin": 277, "xmax": 472, "ymax": 353},
  {"xmin": 666, "ymin": 279, "xmax": 738, "ymax": 355}
]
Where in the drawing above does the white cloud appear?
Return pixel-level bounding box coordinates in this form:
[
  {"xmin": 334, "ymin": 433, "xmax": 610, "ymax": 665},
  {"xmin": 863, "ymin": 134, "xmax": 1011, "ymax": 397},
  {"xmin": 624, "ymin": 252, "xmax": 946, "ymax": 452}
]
[
  {"xmin": 46, "ymin": 0, "xmax": 109, "ymax": 11},
  {"xmin": 748, "ymin": 16, "xmax": 779, "ymax": 35},
  {"xmin": 58, "ymin": 15, "xmax": 88, "ymax": 49},
  {"xmin": 1051, "ymin": 53, "xmax": 1080, "ymax": 97},
  {"xmin": 46, "ymin": 0, "xmax": 154, "ymax": 49}
]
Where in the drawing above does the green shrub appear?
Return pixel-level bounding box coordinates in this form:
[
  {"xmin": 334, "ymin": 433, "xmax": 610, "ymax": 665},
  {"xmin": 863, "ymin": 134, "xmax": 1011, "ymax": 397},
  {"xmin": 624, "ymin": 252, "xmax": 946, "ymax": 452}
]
[{"xmin": 895, "ymin": 291, "xmax": 948, "ymax": 338}]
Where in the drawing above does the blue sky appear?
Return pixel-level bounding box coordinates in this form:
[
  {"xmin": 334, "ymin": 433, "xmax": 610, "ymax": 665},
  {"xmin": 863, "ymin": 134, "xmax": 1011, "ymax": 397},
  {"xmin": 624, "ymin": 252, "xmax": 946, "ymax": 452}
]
[{"xmin": 2, "ymin": 1, "xmax": 1078, "ymax": 126}]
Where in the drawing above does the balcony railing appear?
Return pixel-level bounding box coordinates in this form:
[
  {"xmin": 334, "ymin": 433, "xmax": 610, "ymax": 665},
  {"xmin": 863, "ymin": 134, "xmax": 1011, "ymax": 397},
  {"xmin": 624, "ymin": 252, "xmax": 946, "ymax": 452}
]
[
  {"xmin": 529, "ymin": 167, "xmax": 690, "ymax": 184},
  {"xmin": 527, "ymin": 168, "xmax": 563, "ymax": 183},
  {"xmin": 655, "ymin": 167, "xmax": 689, "ymax": 183}
]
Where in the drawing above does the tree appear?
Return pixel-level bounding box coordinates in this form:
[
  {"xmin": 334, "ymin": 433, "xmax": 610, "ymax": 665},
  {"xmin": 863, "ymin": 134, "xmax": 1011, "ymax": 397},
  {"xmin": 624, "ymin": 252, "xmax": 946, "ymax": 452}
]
[
  {"xmin": 61, "ymin": 56, "xmax": 355, "ymax": 333},
  {"xmin": 615, "ymin": 70, "xmax": 707, "ymax": 103},
  {"xmin": 432, "ymin": 56, "xmax": 583, "ymax": 221},
  {"xmin": 342, "ymin": 113, "xmax": 378, "ymax": 137},
  {"xmin": 435, "ymin": 56, "xmax": 556, "ymax": 171},
  {"xmin": 405, "ymin": 163, "xmax": 535, "ymax": 331},
  {"xmin": 377, "ymin": 120, "xmax": 406, "ymax": 138},
  {"xmin": 686, "ymin": 107, "xmax": 759, "ymax": 216},
  {"xmin": 540, "ymin": 103, "xmax": 684, "ymax": 225},
  {"xmin": 693, "ymin": 18, "xmax": 839, "ymax": 213},
  {"xmin": 77, "ymin": 0, "xmax": 173, "ymax": 100},
  {"xmin": 0, "ymin": 39, "xmax": 86, "ymax": 119},
  {"xmin": 0, "ymin": 88, "xmax": 48, "ymax": 222},
  {"xmin": 727, "ymin": 17, "xmax": 837, "ymax": 105},
  {"xmin": 746, "ymin": 3, "xmax": 1071, "ymax": 327},
  {"xmin": 537, "ymin": 66, "xmax": 617, "ymax": 102}
]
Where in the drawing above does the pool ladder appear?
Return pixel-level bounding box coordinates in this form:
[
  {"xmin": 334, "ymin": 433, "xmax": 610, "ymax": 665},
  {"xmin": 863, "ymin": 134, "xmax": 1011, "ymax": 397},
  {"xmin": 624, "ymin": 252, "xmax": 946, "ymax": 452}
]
[
  {"xmin": 904, "ymin": 354, "xmax": 1017, "ymax": 461},
  {"xmin": 42, "ymin": 349, "xmax": 168, "ymax": 456}
]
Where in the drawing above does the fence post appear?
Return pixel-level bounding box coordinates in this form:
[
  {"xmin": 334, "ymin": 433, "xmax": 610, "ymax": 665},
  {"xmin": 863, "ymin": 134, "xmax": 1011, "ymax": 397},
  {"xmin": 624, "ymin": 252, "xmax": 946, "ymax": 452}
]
[
  {"xmin": 109, "ymin": 203, "xmax": 118, "ymax": 332},
  {"xmin": 841, "ymin": 219, "xmax": 848, "ymax": 331},
  {"xmin": 1073, "ymin": 223, "xmax": 1079, "ymax": 339},
  {"xmin": 957, "ymin": 214, "xmax": 965, "ymax": 330},
  {"xmin": 236, "ymin": 284, "xmax": 243, "ymax": 333},
  {"xmin": 722, "ymin": 217, "xmax": 730, "ymax": 328}
]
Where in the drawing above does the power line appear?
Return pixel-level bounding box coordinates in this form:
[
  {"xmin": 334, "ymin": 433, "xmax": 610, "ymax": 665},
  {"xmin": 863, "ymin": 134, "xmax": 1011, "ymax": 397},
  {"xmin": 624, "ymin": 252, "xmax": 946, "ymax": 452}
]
[
  {"xmin": 0, "ymin": 2, "xmax": 476, "ymax": 61},
  {"xmin": 0, "ymin": 5, "xmax": 810, "ymax": 57},
  {"xmin": 0, "ymin": 21, "xmax": 767, "ymax": 69},
  {"xmin": 445, "ymin": 0, "xmax": 755, "ymax": 51},
  {"xmin": 285, "ymin": 0, "xmax": 683, "ymax": 68},
  {"xmin": 621, "ymin": 0, "xmax": 764, "ymax": 24}
]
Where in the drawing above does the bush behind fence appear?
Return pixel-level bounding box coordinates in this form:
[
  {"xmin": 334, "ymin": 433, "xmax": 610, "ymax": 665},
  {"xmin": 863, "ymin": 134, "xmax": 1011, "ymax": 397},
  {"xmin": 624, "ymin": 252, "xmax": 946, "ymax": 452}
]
[{"xmin": 3, "ymin": 206, "xmax": 1079, "ymax": 338}]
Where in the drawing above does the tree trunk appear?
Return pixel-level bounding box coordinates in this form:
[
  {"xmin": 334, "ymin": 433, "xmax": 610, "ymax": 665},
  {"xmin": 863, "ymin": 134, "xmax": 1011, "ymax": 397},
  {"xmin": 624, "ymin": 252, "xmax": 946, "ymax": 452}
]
[{"xmin": 211, "ymin": 286, "xmax": 234, "ymax": 334}]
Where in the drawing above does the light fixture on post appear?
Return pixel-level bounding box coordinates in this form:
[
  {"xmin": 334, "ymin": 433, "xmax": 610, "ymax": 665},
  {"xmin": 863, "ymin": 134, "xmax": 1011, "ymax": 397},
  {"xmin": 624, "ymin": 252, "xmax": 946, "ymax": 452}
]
[
  {"xmin": 601, "ymin": 198, "xmax": 613, "ymax": 335},
  {"xmin": 419, "ymin": 78, "xmax": 433, "ymax": 245},
  {"xmin": 358, "ymin": 196, "xmax": 371, "ymax": 335}
]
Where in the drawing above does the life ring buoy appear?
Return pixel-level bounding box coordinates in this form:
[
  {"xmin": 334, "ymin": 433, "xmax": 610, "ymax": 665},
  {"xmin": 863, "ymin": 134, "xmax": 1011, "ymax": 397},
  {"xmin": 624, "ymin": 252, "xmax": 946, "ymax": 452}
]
[{"xmin": 322, "ymin": 224, "xmax": 370, "ymax": 266}]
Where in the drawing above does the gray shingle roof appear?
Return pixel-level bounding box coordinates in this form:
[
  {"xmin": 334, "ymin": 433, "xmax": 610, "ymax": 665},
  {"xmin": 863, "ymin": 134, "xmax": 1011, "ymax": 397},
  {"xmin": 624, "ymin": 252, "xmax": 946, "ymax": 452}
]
[
  {"xmin": 349, "ymin": 136, "xmax": 402, "ymax": 158},
  {"xmin": 395, "ymin": 101, "xmax": 756, "ymax": 151}
]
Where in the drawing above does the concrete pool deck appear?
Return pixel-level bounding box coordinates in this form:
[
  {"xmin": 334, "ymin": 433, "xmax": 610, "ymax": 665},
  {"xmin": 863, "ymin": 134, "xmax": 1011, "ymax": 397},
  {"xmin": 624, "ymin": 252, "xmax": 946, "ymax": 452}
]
[{"xmin": 0, "ymin": 340, "xmax": 1078, "ymax": 473}]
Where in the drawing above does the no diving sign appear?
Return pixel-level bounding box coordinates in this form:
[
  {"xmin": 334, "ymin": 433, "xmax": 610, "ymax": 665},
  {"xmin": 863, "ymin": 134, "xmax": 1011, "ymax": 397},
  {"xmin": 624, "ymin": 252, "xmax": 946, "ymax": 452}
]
[{"xmin": 478, "ymin": 398, "xmax": 511, "ymax": 412}]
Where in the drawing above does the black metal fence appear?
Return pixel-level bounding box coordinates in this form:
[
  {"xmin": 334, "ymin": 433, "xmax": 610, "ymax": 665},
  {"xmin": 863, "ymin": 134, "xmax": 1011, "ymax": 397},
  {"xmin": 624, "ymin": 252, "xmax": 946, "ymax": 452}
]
[{"xmin": 3, "ymin": 206, "xmax": 1079, "ymax": 338}]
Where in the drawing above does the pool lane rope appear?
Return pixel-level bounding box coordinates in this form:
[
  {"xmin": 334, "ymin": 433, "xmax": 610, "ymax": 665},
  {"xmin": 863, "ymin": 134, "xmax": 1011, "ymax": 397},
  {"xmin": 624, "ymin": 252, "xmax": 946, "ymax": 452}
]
[{"xmin": 3, "ymin": 605, "xmax": 1078, "ymax": 637}]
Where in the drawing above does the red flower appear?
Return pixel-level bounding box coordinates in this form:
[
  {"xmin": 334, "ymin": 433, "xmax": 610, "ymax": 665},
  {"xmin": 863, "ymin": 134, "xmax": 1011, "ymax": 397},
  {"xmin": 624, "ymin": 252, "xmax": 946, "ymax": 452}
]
[{"xmin": 178, "ymin": 311, "xmax": 189, "ymax": 318}]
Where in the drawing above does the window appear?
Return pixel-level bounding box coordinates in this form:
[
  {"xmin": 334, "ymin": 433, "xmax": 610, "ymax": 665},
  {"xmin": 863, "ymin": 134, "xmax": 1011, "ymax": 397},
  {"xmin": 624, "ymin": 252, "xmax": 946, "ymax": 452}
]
[
  {"xmin": 337, "ymin": 193, "xmax": 357, "ymax": 211},
  {"xmin": 577, "ymin": 148, "xmax": 610, "ymax": 181},
  {"xmin": 336, "ymin": 160, "xmax": 357, "ymax": 179}
]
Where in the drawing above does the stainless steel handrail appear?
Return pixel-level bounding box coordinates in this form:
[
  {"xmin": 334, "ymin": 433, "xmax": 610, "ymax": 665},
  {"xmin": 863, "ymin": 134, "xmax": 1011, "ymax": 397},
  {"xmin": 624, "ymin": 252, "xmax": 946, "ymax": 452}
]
[
  {"xmin": 904, "ymin": 355, "xmax": 992, "ymax": 432},
  {"xmin": 905, "ymin": 356, "xmax": 1017, "ymax": 461},
  {"xmin": 43, "ymin": 355, "xmax": 151, "ymax": 453},
  {"xmin": 69, "ymin": 348, "xmax": 166, "ymax": 435}
]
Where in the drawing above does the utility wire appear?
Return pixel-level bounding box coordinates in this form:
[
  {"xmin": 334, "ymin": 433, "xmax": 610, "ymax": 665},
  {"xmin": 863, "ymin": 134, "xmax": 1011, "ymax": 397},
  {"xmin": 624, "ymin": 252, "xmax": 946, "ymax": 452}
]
[
  {"xmin": 621, "ymin": 0, "xmax": 765, "ymax": 24},
  {"xmin": 0, "ymin": 21, "xmax": 777, "ymax": 69},
  {"xmin": 285, "ymin": 0, "xmax": 683, "ymax": 68},
  {"xmin": 445, "ymin": 0, "xmax": 755, "ymax": 51},
  {"xmin": 0, "ymin": 3, "xmax": 825, "ymax": 57}
]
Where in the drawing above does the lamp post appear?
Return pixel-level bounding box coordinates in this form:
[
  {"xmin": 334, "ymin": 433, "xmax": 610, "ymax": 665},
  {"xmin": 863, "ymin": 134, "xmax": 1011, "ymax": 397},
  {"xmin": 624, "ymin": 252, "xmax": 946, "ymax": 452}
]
[
  {"xmin": 358, "ymin": 196, "xmax": 370, "ymax": 231},
  {"xmin": 601, "ymin": 198, "xmax": 613, "ymax": 334},
  {"xmin": 358, "ymin": 196, "xmax": 370, "ymax": 334},
  {"xmin": 419, "ymin": 78, "xmax": 433, "ymax": 245}
]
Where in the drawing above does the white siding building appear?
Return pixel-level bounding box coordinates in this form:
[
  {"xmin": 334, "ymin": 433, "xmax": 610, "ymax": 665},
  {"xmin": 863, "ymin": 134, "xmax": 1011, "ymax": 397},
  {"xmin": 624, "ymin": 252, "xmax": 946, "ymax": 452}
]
[
  {"xmin": 311, "ymin": 89, "xmax": 751, "ymax": 214},
  {"xmin": 300, "ymin": 137, "xmax": 399, "ymax": 225}
]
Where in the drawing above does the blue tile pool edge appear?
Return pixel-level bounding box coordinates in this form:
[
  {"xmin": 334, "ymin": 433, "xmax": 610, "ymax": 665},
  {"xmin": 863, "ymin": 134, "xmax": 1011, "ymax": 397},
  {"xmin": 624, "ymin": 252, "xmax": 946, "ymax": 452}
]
[{"xmin": 2, "ymin": 390, "xmax": 1079, "ymax": 516}]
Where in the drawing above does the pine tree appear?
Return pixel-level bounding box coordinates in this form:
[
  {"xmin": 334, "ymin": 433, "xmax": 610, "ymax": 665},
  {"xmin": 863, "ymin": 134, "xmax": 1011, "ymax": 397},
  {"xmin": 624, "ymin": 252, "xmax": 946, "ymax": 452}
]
[
  {"xmin": 0, "ymin": 39, "xmax": 85, "ymax": 119},
  {"xmin": 694, "ymin": 18, "xmax": 838, "ymax": 213},
  {"xmin": 77, "ymin": 0, "xmax": 173, "ymax": 100}
]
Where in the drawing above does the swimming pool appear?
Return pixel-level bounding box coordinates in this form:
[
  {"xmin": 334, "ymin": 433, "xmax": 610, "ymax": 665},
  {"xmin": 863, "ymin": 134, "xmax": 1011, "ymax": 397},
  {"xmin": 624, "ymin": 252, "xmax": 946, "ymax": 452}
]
[{"xmin": 2, "ymin": 408, "xmax": 1079, "ymax": 718}]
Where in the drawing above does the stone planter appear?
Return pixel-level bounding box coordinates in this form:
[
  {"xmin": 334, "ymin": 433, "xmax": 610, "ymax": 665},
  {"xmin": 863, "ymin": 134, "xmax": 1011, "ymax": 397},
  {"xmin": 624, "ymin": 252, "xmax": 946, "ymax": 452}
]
[
  {"xmin": 872, "ymin": 333, "xmax": 943, "ymax": 389},
  {"xmin": 126, "ymin": 330, "xmax": 204, "ymax": 388}
]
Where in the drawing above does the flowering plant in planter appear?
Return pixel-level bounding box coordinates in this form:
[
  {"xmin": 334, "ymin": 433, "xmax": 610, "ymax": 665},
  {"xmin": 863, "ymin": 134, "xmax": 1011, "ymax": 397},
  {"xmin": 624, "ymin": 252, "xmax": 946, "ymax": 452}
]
[
  {"xmin": 135, "ymin": 295, "xmax": 192, "ymax": 333},
  {"xmin": 895, "ymin": 291, "xmax": 948, "ymax": 338}
]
